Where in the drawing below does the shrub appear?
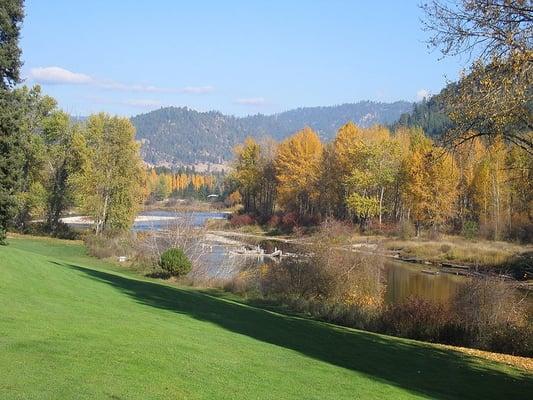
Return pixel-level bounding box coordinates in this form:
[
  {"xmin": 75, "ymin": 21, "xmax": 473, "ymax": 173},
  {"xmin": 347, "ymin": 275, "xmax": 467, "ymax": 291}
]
[
  {"xmin": 397, "ymin": 220, "xmax": 416, "ymax": 239},
  {"xmin": 381, "ymin": 297, "xmax": 452, "ymax": 342},
  {"xmin": 229, "ymin": 213, "xmax": 255, "ymax": 227},
  {"xmin": 428, "ymin": 226, "xmax": 442, "ymax": 240},
  {"xmin": 267, "ymin": 214, "xmax": 281, "ymax": 229},
  {"xmin": 84, "ymin": 232, "xmax": 134, "ymax": 259},
  {"xmin": 315, "ymin": 218, "xmax": 353, "ymax": 244},
  {"xmin": 281, "ymin": 212, "xmax": 298, "ymax": 232},
  {"xmin": 451, "ymin": 276, "xmax": 531, "ymax": 355},
  {"xmin": 440, "ymin": 243, "xmax": 452, "ymax": 253},
  {"xmin": 159, "ymin": 247, "xmax": 192, "ymax": 276},
  {"xmin": 461, "ymin": 220, "xmax": 479, "ymax": 240},
  {"xmin": 487, "ymin": 322, "xmax": 533, "ymax": 357}
]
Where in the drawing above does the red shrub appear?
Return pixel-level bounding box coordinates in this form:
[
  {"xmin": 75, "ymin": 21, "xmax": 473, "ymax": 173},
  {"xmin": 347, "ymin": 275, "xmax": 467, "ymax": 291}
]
[
  {"xmin": 267, "ymin": 214, "xmax": 281, "ymax": 228},
  {"xmin": 281, "ymin": 212, "xmax": 299, "ymax": 231},
  {"xmin": 229, "ymin": 214, "xmax": 255, "ymax": 227}
]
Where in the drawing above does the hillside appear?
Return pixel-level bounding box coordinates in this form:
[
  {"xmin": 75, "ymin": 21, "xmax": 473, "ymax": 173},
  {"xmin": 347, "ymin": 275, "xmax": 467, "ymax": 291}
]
[
  {"xmin": 1, "ymin": 235, "xmax": 531, "ymax": 399},
  {"xmin": 393, "ymin": 90, "xmax": 452, "ymax": 138},
  {"xmin": 131, "ymin": 101, "xmax": 412, "ymax": 166}
]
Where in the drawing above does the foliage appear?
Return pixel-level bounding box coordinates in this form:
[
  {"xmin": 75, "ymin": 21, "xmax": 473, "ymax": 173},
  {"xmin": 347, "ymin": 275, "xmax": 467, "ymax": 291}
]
[
  {"xmin": 275, "ymin": 127, "xmax": 322, "ymax": 219},
  {"xmin": 461, "ymin": 221, "xmax": 478, "ymax": 240},
  {"xmin": 144, "ymin": 168, "xmax": 219, "ymax": 202},
  {"xmin": 71, "ymin": 114, "xmax": 144, "ymax": 235},
  {"xmin": 230, "ymin": 137, "xmax": 277, "ymax": 219},
  {"xmin": 229, "ymin": 213, "xmax": 255, "ymax": 227},
  {"xmin": 158, "ymin": 247, "xmax": 192, "ymax": 277},
  {"xmin": 402, "ymin": 132, "xmax": 459, "ymax": 233},
  {"xmin": 397, "ymin": 220, "xmax": 416, "ymax": 239},
  {"xmin": 230, "ymin": 122, "xmax": 531, "ymax": 240},
  {"xmin": 341, "ymin": 125, "xmax": 400, "ymax": 227},
  {"xmin": 224, "ymin": 190, "xmax": 242, "ymax": 207},
  {"xmin": 422, "ymin": 0, "xmax": 533, "ymax": 152},
  {"xmin": 380, "ymin": 297, "xmax": 453, "ymax": 342},
  {"xmin": 0, "ymin": 0, "xmax": 24, "ymax": 243},
  {"xmin": 345, "ymin": 193, "xmax": 380, "ymax": 227},
  {"xmin": 0, "ymin": 0, "xmax": 23, "ymax": 90}
]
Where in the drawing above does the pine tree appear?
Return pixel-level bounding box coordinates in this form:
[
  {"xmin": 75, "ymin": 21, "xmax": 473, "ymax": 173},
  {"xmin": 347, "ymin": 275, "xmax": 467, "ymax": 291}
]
[{"xmin": 0, "ymin": 0, "xmax": 24, "ymax": 243}]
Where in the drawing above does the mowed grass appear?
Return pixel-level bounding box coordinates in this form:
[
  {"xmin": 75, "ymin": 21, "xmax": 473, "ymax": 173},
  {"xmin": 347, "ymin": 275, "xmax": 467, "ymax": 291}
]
[{"xmin": 1, "ymin": 237, "xmax": 531, "ymax": 399}]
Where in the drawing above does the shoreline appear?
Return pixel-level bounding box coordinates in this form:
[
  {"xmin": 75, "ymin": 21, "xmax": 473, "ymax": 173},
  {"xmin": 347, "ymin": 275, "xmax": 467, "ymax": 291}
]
[{"xmin": 206, "ymin": 229, "xmax": 533, "ymax": 287}]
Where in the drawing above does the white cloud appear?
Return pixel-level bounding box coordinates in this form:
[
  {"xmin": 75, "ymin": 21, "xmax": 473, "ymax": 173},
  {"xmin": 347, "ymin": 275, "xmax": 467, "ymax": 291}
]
[
  {"xmin": 88, "ymin": 96, "xmax": 162, "ymax": 108},
  {"xmin": 123, "ymin": 99, "xmax": 162, "ymax": 108},
  {"xmin": 29, "ymin": 66, "xmax": 93, "ymax": 84},
  {"xmin": 28, "ymin": 66, "xmax": 214, "ymax": 95},
  {"xmin": 416, "ymin": 89, "xmax": 431, "ymax": 101},
  {"xmin": 234, "ymin": 97, "xmax": 266, "ymax": 106},
  {"xmin": 181, "ymin": 85, "xmax": 215, "ymax": 94}
]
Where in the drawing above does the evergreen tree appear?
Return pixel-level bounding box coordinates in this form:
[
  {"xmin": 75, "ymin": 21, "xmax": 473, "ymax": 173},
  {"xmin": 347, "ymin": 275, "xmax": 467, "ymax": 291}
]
[{"xmin": 0, "ymin": 0, "xmax": 24, "ymax": 243}]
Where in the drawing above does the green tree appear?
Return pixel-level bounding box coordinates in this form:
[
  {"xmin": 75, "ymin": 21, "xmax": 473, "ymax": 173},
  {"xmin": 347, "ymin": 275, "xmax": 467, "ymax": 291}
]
[
  {"xmin": 231, "ymin": 137, "xmax": 277, "ymax": 219},
  {"xmin": 11, "ymin": 86, "xmax": 57, "ymax": 231},
  {"xmin": 71, "ymin": 113, "xmax": 144, "ymax": 234},
  {"xmin": 0, "ymin": 0, "xmax": 24, "ymax": 243},
  {"xmin": 42, "ymin": 110, "xmax": 80, "ymax": 233}
]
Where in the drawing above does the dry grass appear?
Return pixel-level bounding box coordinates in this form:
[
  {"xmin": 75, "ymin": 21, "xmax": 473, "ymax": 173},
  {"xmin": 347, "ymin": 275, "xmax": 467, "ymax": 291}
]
[{"xmin": 382, "ymin": 236, "xmax": 531, "ymax": 268}]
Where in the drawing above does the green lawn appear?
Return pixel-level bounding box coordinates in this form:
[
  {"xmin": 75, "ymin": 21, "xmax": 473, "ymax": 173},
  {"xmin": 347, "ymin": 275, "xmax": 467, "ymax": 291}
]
[{"xmin": 1, "ymin": 236, "xmax": 531, "ymax": 399}]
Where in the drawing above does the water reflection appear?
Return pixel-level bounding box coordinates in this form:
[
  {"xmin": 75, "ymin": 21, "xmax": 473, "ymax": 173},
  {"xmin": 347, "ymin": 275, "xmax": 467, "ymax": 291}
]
[
  {"xmin": 383, "ymin": 261, "xmax": 466, "ymax": 304},
  {"xmin": 201, "ymin": 233, "xmax": 467, "ymax": 305}
]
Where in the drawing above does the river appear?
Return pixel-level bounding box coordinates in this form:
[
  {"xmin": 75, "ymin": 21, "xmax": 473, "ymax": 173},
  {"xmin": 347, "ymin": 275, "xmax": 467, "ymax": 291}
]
[
  {"xmin": 69, "ymin": 210, "xmax": 533, "ymax": 305},
  {"xmin": 128, "ymin": 210, "xmax": 469, "ymax": 305}
]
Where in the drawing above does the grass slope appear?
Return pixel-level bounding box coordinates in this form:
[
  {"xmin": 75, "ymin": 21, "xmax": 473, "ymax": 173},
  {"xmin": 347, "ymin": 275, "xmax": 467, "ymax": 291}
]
[{"xmin": 1, "ymin": 236, "xmax": 531, "ymax": 399}]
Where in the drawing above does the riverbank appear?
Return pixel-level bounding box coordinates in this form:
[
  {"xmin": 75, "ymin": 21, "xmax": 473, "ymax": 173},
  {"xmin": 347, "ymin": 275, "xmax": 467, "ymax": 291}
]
[
  {"xmin": 142, "ymin": 199, "xmax": 232, "ymax": 213},
  {"xmin": 206, "ymin": 227, "xmax": 533, "ymax": 283}
]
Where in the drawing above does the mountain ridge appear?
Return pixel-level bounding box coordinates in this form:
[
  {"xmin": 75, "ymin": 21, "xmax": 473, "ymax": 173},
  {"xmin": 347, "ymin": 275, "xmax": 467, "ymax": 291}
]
[{"xmin": 131, "ymin": 100, "xmax": 413, "ymax": 167}]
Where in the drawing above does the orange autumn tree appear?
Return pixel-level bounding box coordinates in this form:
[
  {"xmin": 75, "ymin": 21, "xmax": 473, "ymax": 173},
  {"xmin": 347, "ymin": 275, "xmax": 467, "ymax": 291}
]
[{"xmin": 275, "ymin": 127, "xmax": 323, "ymax": 219}]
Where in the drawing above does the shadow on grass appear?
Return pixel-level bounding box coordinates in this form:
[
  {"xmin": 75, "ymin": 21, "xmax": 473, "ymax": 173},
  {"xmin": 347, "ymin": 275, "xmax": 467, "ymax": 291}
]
[{"xmin": 55, "ymin": 261, "xmax": 532, "ymax": 400}]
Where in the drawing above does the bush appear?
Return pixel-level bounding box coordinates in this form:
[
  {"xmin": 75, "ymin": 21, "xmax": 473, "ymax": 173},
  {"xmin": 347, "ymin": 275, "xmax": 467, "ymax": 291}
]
[
  {"xmin": 487, "ymin": 322, "xmax": 533, "ymax": 357},
  {"xmin": 229, "ymin": 213, "xmax": 255, "ymax": 227},
  {"xmin": 381, "ymin": 297, "xmax": 452, "ymax": 342},
  {"xmin": 461, "ymin": 220, "xmax": 479, "ymax": 240},
  {"xmin": 281, "ymin": 212, "xmax": 299, "ymax": 232},
  {"xmin": 397, "ymin": 220, "xmax": 416, "ymax": 239},
  {"xmin": 315, "ymin": 218, "xmax": 353, "ymax": 244},
  {"xmin": 451, "ymin": 276, "xmax": 531, "ymax": 355},
  {"xmin": 84, "ymin": 232, "xmax": 134, "ymax": 259},
  {"xmin": 267, "ymin": 214, "xmax": 281, "ymax": 229},
  {"xmin": 159, "ymin": 247, "xmax": 192, "ymax": 276},
  {"xmin": 440, "ymin": 243, "xmax": 452, "ymax": 253}
]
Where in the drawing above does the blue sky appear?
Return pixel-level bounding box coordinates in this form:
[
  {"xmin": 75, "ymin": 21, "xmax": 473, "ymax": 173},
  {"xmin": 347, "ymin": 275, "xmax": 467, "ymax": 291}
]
[{"xmin": 20, "ymin": 0, "xmax": 466, "ymax": 116}]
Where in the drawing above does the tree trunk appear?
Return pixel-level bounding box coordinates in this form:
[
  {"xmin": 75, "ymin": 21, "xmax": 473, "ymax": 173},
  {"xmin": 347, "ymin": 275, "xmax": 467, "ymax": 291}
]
[{"xmin": 378, "ymin": 187, "xmax": 384, "ymax": 227}]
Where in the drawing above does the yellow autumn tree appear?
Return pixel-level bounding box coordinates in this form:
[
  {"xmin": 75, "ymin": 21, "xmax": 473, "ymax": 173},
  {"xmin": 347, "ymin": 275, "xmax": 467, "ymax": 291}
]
[
  {"xmin": 402, "ymin": 132, "xmax": 459, "ymax": 235},
  {"xmin": 470, "ymin": 138, "xmax": 510, "ymax": 240},
  {"xmin": 454, "ymin": 137, "xmax": 487, "ymax": 227},
  {"xmin": 275, "ymin": 127, "xmax": 323, "ymax": 218}
]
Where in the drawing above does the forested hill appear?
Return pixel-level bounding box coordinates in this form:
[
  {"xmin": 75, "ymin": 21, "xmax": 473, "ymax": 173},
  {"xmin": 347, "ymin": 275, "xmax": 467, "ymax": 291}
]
[
  {"xmin": 393, "ymin": 92, "xmax": 452, "ymax": 138},
  {"xmin": 131, "ymin": 101, "xmax": 412, "ymax": 166}
]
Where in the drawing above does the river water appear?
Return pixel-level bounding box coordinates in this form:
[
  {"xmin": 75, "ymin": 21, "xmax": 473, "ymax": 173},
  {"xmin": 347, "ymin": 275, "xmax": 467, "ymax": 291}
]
[{"xmin": 133, "ymin": 210, "xmax": 470, "ymax": 305}]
